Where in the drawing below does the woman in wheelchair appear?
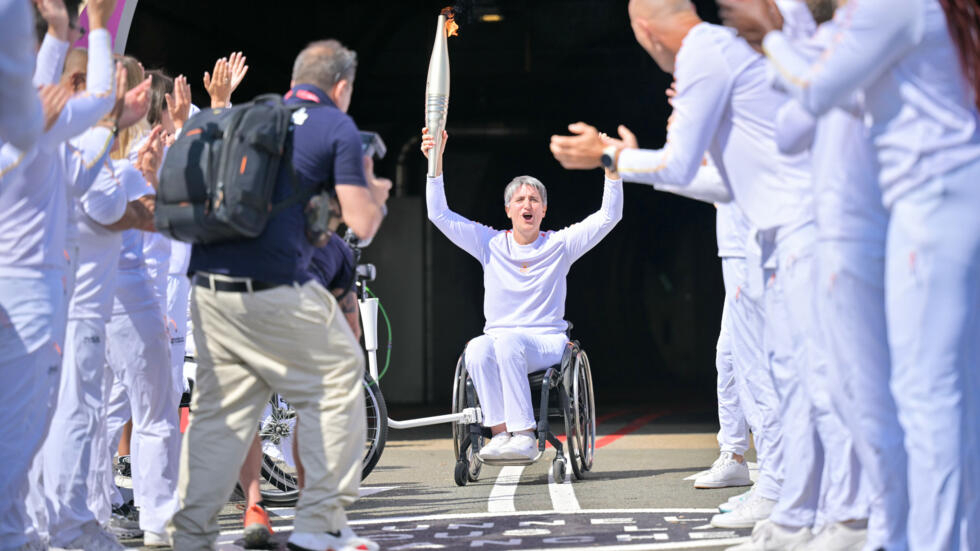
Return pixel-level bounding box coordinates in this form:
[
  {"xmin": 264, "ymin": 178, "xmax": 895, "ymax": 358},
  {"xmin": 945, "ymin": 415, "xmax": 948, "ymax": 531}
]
[{"xmin": 421, "ymin": 128, "xmax": 622, "ymax": 462}]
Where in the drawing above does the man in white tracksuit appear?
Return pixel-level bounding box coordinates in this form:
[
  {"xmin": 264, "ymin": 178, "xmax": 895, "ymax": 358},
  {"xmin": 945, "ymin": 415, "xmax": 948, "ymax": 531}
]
[
  {"xmin": 549, "ymin": 0, "xmax": 869, "ymax": 540},
  {"xmin": 721, "ymin": 0, "xmax": 980, "ymax": 548},
  {"xmin": 769, "ymin": 7, "xmax": 904, "ymax": 549},
  {"xmin": 422, "ymin": 128, "xmax": 623, "ymax": 462},
  {"xmin": 0, "ymin": 6, "xmax": 117, "ymax": 548}
]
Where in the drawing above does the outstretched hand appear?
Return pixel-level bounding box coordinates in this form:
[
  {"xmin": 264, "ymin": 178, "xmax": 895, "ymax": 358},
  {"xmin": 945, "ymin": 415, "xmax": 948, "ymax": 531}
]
[
  {"xmin": 34, "ymin": 0, "xmax": 69, "ymax": 40},
  {"xmin": 118, "ymin": 73, "xmax": 152, "ymax": 130},
  {"xmin": 717, "ymin": 0, "xmax": 783, "ymax": 53},
  {"xmin": 550, "ymin": 122, "xmax": 605, "ymax": 170}
]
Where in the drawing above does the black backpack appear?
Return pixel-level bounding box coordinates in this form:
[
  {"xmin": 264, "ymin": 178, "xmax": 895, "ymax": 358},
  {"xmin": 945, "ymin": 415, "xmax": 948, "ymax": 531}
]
[{"xmin": 155, "ymin": 94, "xmax": 314, "ymax": 244}]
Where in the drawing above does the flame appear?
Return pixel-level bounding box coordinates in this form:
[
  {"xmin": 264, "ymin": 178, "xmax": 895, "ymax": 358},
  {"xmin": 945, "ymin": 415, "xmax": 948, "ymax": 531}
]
[{"xmin": 441, "ymin": 7, "xmax": 459, "ymax": 37}]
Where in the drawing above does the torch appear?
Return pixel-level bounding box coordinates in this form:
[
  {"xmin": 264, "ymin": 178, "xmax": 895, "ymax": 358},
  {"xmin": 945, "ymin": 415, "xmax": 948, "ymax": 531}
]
[{"xmin": 425, "ymin": 8, "xmax": 457, "ymax": 177}]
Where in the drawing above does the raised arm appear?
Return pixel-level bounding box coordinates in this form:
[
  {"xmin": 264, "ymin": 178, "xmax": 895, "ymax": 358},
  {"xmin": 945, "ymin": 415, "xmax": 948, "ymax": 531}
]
[
  {"xmin": 0, "ymin": 0, "xmax": 43, "ymax": 150},
  {"xmin": 555, "ymin": 176, "xmax": 623, "ymax": 263},
  {"xmin": 421, "ymin": 128, "xmax": 496, "ymax": 261},
  {"xmin": 550, "ymin": 37, "xmax": 733, "ymax": 191}
]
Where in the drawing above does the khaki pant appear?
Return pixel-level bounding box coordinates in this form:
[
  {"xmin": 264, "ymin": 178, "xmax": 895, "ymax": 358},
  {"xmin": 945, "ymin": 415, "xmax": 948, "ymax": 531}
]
[{"xmin": 171, "ymin": 278, "xmax": 365, "ymax": 550}]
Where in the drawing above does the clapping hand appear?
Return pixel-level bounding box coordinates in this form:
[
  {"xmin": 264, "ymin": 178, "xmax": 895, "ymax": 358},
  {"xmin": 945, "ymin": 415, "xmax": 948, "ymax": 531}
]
[
  {"xmin": 165, "ymin": 75, "xmax": 192, "ymax": 130},
  {"xmin": 38, "ymin": 84, "xmax": 71, "ymax": 132},
  {"xmin": 550, "ymin": 122, "xmax": 606, "ymax": 170},
  {"xmin": 204, "ymin": 52, "xmax": 248, "ymax": 108},
  {"xmin": 717, "ymin": 0, "xmax": 784, "ymax": 53},
  {"xmin": 135, "ymin": 125, "xmax": 166, "ymax": 189}
]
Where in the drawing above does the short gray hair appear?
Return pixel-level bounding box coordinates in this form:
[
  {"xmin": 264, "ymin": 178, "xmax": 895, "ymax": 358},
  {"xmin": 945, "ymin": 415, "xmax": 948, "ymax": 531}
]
[
  {"xmin": 503, "ymin": 176, "xmax": 547, "ymax": 206},
  {"xmin": 291, "ymin": 39, "xmax": 358, "ymax": 91}
]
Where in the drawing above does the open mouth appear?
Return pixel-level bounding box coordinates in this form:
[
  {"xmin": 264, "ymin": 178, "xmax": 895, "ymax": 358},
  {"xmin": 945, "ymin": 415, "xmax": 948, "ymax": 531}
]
[{"xmin": 522, "ymin": 213, "xmax": 533, "ymax": 222}]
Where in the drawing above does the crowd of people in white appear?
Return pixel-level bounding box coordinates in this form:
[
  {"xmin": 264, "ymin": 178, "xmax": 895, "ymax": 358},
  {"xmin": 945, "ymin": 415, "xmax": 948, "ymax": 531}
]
[{"xmin": 1, "ymin": 0, "xmax": 978, "ymax": 550}]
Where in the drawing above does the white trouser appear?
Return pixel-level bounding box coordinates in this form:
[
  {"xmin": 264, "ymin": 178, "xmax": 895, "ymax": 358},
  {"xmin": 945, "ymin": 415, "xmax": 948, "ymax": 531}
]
[
  {"xmin": 35, "ymin": 318, "xmax": 112, "ymax": 545},
  {"xmin": 104, "ymin": 306, "xmax": 180, "ymax": 535},
  {"xmin": 886, "ymin": 158, "xmax": 980, "ymax": 551},
  {"xmin": 760, "ymin": 224, "xmax": 869, "ymax": 529},
  {"xmin": 0, "ymin": 274, "xmax": 66, "ymax": 550},
  {"xmin": 714, "ymin": 285, "xmax": 749, "ymax": 456},
  {"xmin": 817, "ymin": 238, "xmax": 907, "ymax": 551},
  {"xmin": 464, "ymin": 331, "xmax": 568, "ymax": 432},
  {"xmin": 723, "ymin": 256, "xmax": 785, "ymax": 501},
  {"xmin": 167, "ymin": 274, "xmax": 191, "ymax": 396}
]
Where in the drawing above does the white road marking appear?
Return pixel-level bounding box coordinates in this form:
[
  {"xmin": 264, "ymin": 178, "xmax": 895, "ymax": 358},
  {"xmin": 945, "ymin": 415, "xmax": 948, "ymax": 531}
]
[
  {"xmin": 548, "ymin": 451, "xmax": 581, "ymax": 512},
  {"xmin": 487, "ymin": 466, "xmax": 525, "ymax": 512}
]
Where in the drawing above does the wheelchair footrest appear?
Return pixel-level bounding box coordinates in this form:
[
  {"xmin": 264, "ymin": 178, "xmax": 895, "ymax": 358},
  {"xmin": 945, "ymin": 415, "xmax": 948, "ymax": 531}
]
[{"xmin": 479, "ymin": 452, "xmax": 543, "ymax": 467}]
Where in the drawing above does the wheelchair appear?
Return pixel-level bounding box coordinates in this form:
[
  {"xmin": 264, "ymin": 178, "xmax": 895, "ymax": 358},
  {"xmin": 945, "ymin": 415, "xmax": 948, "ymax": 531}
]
[{"xmin": 450, "ymin": 326, "xmax": 596, "ymax": 486}]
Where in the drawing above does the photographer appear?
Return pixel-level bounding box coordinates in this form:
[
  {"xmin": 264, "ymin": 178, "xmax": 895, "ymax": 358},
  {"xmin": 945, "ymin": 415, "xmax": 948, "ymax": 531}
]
[{"xmin": 172, "ymin": 39, "xmax": 383, "ymax": 551}]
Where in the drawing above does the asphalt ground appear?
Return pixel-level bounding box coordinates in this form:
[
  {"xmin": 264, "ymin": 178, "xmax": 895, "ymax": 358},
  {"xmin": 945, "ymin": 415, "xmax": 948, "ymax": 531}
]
[{"xmin": 121, "ymin": 406, "xmax": 758, "ymax": 551}]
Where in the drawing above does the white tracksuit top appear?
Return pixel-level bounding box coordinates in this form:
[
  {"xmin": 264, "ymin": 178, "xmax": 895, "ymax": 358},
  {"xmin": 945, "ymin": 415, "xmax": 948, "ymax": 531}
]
[
  {"xmin": 762, "ymin": 0, "xmax": 980, "ymax": 206},
  {"xmin": 69, "ymin": 162, "xmax": 128, "ymax": 321},
  {"xmin": 617, "ymin": 23, "xmax": 813, "ymax": 233},
  {"xmin": 774, "ymin": 22, "xmax": 888, "ymax": 243},
  {"xmin": 427, "ymin": 175, "xmax": 623, "ymax": 335},
  {"xmin": 0, "ymin": 29, "xmax": 113, "ymax": 277}
]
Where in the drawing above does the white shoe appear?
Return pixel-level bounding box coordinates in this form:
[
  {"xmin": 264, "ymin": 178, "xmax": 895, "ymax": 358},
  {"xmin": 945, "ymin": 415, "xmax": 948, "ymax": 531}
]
[
  {"xmin": 710, "ymin": 492, "xmax": 776, "ymax": 529},
  {"xmin": 719, "ymin": 488, "xmax": 754, "ymax": 512},
  {"xmin": 800, "ymin": 520, "xmax": 867, "ymax": 551},
  {"xmin": 477, "ymin": 432, "xmax": 511, "ymax": 461},
  {"xmin": 142, "ymin": 530, "xmax": 171, "ymax": 548},
  {"xmin": 496, "ymin": 432, "xmax": 538, "ymax": 461},
  {"xmin": 726, "ymin": 519, "xmax": 813, "ymax": 550},
  {"xmin": 288, "ymin": 526, "xmax": 379, "ymax": 551},
  {"xmin": 57, "ymin": 526, "xmax": 124, "ymax": 551},
  {"xmin": 695, "ymin": 452, "xmax": 752, "ymax": 489}
]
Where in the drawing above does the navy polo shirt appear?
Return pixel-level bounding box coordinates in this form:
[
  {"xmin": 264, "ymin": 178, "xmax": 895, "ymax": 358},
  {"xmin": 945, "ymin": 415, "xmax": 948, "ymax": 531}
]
[
  {"xmin": 308, "ymin": 232, "xmax": 356, "ymax": 293},
  {"xmin": 188, "ymin": 84, "xmax": 367, "ymax": 285}
]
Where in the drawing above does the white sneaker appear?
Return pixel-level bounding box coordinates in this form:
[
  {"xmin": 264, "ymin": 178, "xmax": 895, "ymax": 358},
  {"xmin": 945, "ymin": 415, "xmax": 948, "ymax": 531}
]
[
  {"xmin": 719, "ymin": 488, "xmax": 754, "ymax": 512},
  {"xmin": 288, "ymin": 526, "xmax": 379, "ymax": 551},
  {"xmin": 695, "ymin": 452, "xmax": 752, "ymax": 489},
  {"xmin": 726, "ymin": 519, "xmax": 813, "ymax": 550},
  {"xmin": 800, "ymin": 520, "xmax": 867, "ymax": 551},
  {"xmin": 496, "ymin": 432, "xmax": 537, "ymax": 461},
  {"xmin": 57, "ymin": 526, "xmax": 124, "ymax": 551},
  {"xmin": 142, "ymin": 530, "xmax": 171, "ymax": 548},
  {"xmin": 710, "ymin": 492, "xmax": 776, "ymax": 529},
  {"xmin": 477, "ymin": 432, "xmax": 511, "ymax": 461}
]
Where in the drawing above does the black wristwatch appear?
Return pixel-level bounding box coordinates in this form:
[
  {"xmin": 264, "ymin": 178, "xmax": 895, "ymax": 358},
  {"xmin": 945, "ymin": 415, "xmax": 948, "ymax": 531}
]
[{"xmin": 600, "ymin": 146, "xmax": 619, "ymax": 171}]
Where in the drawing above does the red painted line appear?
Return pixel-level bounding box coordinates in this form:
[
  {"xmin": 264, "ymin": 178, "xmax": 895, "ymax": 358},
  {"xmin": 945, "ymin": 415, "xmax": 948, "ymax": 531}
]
[
  {"xmin": 179, "ymin": 407, "xmax": 190, "ymax": 433},
  {"xmin": 595, "ymin": 409, "xmax": 670, "ymax": 449},
  {"xmin": 545, "ymin": 409, "xmax": 666, "ymax": 448}
]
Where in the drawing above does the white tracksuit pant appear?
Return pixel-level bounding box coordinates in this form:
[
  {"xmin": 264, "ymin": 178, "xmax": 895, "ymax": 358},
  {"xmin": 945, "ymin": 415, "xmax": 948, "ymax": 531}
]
[
  {"xmin": 817, "ymin": 238, "xmax": 907, "ymax": 551},
  {"xmin": 721, "ymin": 256, "xmax": 785, "ymax": 502},
  {"xmin": 464, "ymin": 331, "xmax": 569, "ymax": 432},
  {"xmin": 759, "ymin": 224, "xmax": 869, "ymax": 529},
  {"xmin": 37, "ymin": 318, "xmax": 113, "ymax": 545},
  {"xmin": 886, "ymin": 158, "xmax": 980, "ymax": 551},
  {"xmin": 714, "ymin": 266, "xmax": 749, "ymax": 456},
  {"xmin": 104, "ymin": 306, "xmax": 180, "ymax": 535},
  {"xmin": 167, "ymin": 274, "xmax": 191, "ymax": 398},
  {"xmin": 0, "ymin": 274, "xmax": 65, "ymax": 550}
]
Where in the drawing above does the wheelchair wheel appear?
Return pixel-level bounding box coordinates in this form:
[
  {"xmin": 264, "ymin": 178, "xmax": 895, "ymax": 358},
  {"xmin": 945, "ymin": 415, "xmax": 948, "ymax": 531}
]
[
  {"xmin": 362, "ymin": 374, "xmax": 388, "ymax": 479},
  {"xmin": 565, "ymin": 348, "xmax": 596, "ymax": 480},
  {"xmin": 451, "ymin": 354, "xmax": 484, "ymax": 484},
  {"xmin": 258, "ymin": 372, "xmax": 389, "ymax": 506}
]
